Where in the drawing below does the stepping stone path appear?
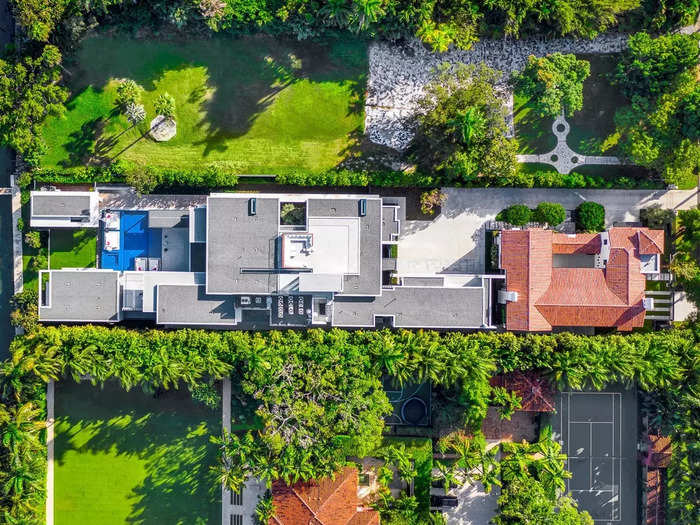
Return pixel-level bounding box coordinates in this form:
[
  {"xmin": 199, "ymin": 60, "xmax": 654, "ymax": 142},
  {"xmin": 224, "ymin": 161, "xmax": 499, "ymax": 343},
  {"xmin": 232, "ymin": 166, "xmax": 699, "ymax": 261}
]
[{"xmin": 517, "ymin": 114, "xmax": 621, "ymax": 174}]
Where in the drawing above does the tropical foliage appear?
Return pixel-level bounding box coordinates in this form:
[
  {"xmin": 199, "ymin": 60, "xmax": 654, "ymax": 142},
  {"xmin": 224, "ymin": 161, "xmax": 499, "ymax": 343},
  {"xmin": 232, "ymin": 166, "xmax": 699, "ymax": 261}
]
[
  {"xmin": 11, "ymin": 0, "xmax": 645, "ymax": 52},
  {"xmin": 0, "ymin": 45, "xmax": 68, "ymax": 166},
  {"xmin": 1, "ymin": 322, "xmax": 698, "ymax": 522},
  {"xmin": 612, "ymin": 33, "xmax": 700, "ymax": 186},
  {"xmin": 411, "ymin": 63, "xmax": 518, "ymax": 186},
  {"xmin": 514, "ymin": 53, "xmax": 591, "ymax": 118}
]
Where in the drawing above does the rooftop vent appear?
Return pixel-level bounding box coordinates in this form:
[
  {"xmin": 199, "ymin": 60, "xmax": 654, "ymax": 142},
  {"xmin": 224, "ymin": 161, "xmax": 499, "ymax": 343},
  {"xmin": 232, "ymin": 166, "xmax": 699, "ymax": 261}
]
[
  {"xmin": 359, "ymin": 199, "xmax": 367, "ymax": 217},
  {"xmin": 249, "ymin": 198, "xmax": 256, "ymax": 216}
]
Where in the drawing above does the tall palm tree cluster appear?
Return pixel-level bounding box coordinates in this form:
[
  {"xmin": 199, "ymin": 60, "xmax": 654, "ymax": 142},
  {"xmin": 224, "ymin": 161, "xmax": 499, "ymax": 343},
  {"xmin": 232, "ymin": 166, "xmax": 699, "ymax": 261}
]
[{"xmin": 0, "ymin": 323, "xmax": 697, "ymax": 523}]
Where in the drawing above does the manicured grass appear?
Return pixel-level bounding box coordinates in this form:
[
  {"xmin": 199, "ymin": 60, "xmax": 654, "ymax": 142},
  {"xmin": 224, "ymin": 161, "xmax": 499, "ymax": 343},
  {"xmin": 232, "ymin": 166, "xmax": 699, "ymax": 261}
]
[
  {"xmin": 646, "ymin": 280, "xmax": 670, "ymax": 292},
  {"xmin": 41, "ymin": 35, "xmax": 367, "ymax": 174},
  {"xmin": 49, "ymin": 229, "xmax": 97, "ymax": 269},
  {"xmin": 513, "ymin": 92, "xmax": 557, "ymax": 154},
  {"xmin": 566, "ymin": 54, "xmax": 626, "ymax": 156},
  {"xmin": 54, "ymin": 380, "xmax": 220, "ymax": 525}
]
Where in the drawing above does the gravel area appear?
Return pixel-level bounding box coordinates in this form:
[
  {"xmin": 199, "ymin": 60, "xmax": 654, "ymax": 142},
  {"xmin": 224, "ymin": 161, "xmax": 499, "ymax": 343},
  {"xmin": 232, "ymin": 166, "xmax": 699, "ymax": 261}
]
[{"xmin": 366, "ymin": 34, "xmax": 628, "ymax": 150}]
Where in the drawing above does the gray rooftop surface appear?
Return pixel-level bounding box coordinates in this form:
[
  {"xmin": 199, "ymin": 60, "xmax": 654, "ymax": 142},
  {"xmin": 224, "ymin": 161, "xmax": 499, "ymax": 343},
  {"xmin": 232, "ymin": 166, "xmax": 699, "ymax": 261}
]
[
  {"xmin": 192, "ymin": 207, "xmax": 206, "ymax": 242},
  {"xmin": 382, "ymin": 206, "xmax": 400, "ymax": 242},
  {"xmin": 148, "ymin": 210, "xmax": 189, "ymax": 229},
  {"xmin": 40, "ymin": 271, "xmax": 119, "ymax": 322},
  {"xmin": 308, "ymin": 198, "xmax": 382, "ymax": 297},
  {"xmin": 157, "ymin": 285, "xmax": 236, "ymax": 325},
  {"xmin": 206, "ymin": 196, "xmax": 279, "ymax": 294},
  {"xmin": 333, "ymin": 285, "xmax": 484, "ymax": 328},
  {"xmin": 32, "ymin": 193, "xmax": 91, "ymax": 217}
]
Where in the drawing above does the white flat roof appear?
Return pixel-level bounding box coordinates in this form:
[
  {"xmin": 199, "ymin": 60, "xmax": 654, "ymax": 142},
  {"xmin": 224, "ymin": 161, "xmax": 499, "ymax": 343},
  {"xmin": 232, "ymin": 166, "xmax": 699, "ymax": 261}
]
[{"xmin": 281, "ymin": 217, "xmax": 360, "ymax": 274}]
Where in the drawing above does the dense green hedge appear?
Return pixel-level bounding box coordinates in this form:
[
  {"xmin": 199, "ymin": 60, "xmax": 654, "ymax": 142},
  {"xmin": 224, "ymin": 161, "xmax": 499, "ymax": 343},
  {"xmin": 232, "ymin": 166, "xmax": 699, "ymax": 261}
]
[{"xmin": 1, "ymin": 325, "xmax": 697, "ymax": 523}]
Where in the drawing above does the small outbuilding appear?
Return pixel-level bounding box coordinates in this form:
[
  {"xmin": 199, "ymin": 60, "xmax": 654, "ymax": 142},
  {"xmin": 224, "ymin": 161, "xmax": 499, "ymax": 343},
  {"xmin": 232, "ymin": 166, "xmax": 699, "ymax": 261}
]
[{"xmin": 30, "ymin": 191, "xmax": 99, "ymax": 228}]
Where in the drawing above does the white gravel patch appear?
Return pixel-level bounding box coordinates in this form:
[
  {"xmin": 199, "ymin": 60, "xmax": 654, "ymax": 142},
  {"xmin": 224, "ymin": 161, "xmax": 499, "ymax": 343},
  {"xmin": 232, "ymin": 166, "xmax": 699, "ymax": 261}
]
[{"xmin": 366, "ymin": 34, "xmax": 628, "ymax": 150}]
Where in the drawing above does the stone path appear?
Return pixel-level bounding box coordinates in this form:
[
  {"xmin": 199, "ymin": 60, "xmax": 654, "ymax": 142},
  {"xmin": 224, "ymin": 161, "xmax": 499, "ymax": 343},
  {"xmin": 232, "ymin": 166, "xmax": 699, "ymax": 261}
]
[
  {"xmin": 366, "ymin": 34, "xmax": 628, "ymax": 150},
  {"xmin": 516, "ymin": 114, "xmax": 621, "ymax": 174}
]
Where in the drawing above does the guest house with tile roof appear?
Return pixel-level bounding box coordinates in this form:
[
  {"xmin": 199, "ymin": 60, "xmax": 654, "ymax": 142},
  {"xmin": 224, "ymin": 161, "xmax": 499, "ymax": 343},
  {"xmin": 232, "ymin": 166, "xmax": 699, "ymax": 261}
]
[{"xmin": 498, "ymin": 227, "xmax": 664, "ymax": 332}]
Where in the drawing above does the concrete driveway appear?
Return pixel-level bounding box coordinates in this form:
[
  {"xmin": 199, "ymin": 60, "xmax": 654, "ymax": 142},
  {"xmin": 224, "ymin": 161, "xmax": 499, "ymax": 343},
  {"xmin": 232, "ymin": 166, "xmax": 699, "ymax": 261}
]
[{"xmin": 396, "ymin": 187, "xmax": 697, "ymax": 276}]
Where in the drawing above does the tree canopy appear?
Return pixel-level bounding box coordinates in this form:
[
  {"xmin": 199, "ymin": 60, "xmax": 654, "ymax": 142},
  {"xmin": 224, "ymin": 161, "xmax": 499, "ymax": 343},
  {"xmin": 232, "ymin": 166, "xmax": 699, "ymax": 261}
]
[
  {"xmin": 515, "ymin": 53, "xmax": 591, "ymax": 118},
  {"xmin": 612, "ymin": 34, "xmax": 700, "ymax": 187},
  {"xmin": 411, "ymin": 63, "xmax": 518, "ymax": 186},
  {"xmin": 0, "ymin": 45, "xmax": 68, "ymax": 166}
]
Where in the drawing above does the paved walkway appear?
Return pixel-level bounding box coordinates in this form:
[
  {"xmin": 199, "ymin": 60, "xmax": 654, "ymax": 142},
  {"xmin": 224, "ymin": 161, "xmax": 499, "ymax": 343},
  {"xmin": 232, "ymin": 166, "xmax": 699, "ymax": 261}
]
[
  {"xmin": 46, "ymin": 380, "xmax": 55, "ymax": 525},
  {"xmin": 517, "ymin": 114, "xmax": 621, "ymax": 174},
  {"xmin": 222, "ymin": 378, "xmax": 231, "ymax": 525}
]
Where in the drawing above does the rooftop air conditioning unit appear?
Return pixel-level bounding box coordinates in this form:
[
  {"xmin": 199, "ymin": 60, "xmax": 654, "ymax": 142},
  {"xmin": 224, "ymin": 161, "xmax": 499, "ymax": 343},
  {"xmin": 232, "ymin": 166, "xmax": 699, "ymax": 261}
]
[
  {"xmin": 240, "ymin": 296, "xmax": 251, "ymax": 306},
  {"xmin": 498, "ymin": 290, "xmax": 518, "ymax": 304},
  {"xmin": 643, "ymin": 298, "xmax": 654, "ymax": 310}
]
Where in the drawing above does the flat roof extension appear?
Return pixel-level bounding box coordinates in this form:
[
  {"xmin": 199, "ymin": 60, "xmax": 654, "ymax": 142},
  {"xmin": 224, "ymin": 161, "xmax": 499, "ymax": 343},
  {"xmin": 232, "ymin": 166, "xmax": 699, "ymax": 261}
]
[
  {"xmin": 157, "ymin": 284, "xmax": 236, "ymax": 326},
  {"xmin": 206, "ymin": 195, "xmax": 279, "ymax": 294},
  {"xmin": 39, "ymin": 270, "xmax": 120, "ymax": 322},
  {"xmin": 333, "ymin": 285, "xmax": 485, "ymax": 328}
]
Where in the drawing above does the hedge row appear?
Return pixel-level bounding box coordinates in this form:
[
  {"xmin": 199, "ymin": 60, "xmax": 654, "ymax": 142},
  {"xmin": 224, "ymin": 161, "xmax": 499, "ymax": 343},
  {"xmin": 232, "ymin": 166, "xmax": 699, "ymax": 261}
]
[{"xmin": 29, "ymin": 164, "xmax": 663, "ymax": 191}]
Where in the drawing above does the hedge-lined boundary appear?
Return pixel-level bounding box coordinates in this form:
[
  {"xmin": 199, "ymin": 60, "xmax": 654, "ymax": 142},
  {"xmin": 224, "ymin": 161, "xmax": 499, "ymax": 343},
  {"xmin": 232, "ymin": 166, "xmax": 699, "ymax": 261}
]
[
  {"xmin": 0, "ymin": 325, "xmax": 697, "ymax": 523},
  {"xmin": 29, "ymin": 164, "xmax": 664, "ymax": 191}
]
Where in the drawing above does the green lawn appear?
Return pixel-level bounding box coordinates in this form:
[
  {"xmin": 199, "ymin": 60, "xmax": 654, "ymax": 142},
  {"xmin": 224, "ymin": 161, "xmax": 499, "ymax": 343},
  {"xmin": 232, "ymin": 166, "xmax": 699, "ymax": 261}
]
[
  {"xmin": 49, "ymin": 229, "xmax": 97, "ymax": 269},
  {"xmin": 54, "ymin": 380, "xmax": 221, "ymax": 525},
  {"xmin": 41, "ymin": 35, "xmax": 367, "ymax": 174},
  {"xmin": 514, "ymin": 53, "xmax": 625, "ymax": 156}
]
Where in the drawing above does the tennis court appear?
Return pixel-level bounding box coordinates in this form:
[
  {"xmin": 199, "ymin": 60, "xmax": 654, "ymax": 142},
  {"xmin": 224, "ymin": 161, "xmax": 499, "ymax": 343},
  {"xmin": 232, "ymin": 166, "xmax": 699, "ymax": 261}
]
[{"xmin": 551, "ymin": 388, "xmax": 638, "ymax": 524}]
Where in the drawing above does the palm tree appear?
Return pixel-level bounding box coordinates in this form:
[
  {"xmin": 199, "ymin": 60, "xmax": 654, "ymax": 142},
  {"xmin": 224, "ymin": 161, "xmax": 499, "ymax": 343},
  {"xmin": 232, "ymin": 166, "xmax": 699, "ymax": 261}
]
[
  {"xmin": 2, "ymin": 403, "xmax": 44, "ymax": 460},
  {"xmin": 320, "ymin": 0, "xmax": 351, "ymax": 28},
  {"xmin": 2, "ymin": 466, "xmax": 38, "ymax": 498},
  {"xmin": 447, "ymin": 107, "xmax": 486, "ymax": 147},
  {"xmin": 353, "ymin": 0, "xmax": 384, "ymax": 32},
  {"xmin": 255, "ymin": 494, "xmax": 276, "ymax": 524}
]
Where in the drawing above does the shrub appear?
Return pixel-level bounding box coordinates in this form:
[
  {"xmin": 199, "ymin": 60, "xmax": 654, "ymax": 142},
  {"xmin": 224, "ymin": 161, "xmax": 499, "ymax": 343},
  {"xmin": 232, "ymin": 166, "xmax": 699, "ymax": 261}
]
[
  {"xmin": 16, "ymin": 217, "xmax": 24, "ymax": 232},
  {"xmin": 154, "ymin": 92, "xmax": 176, "ymax": 119},
  {"xmin": 10, "ymin": 289, "xmax": 39, "ymax": 332},
  {"xmin": 499, "ymin": 204, "xmax": 532, "ymax": 226},
  {"xmin": 420, "ymin": 189, "xmax": 447, "ymax": 215},
  {"xmin": 533, "ymin": 202, "xmax": 566, "ymax": 226},
  {"xmin": 30, "ymin": 254, "xmax": 47, "ymax": 271},
  {"xmin": 576, "ymin": 201, "xmax": 605, "ymax": 232},
  {"xmin": 24, "ymin": 230, "xmax": 42, "ymax": 249}
]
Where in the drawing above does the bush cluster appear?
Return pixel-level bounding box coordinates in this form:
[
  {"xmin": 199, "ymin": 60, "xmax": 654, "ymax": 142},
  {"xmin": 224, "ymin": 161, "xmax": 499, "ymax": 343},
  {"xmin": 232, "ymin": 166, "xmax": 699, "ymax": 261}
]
[
  {"xmin": 575, "ymin": 201, "xmax": 606, "ymax": 232},
  {"xmin": 497, "ymin": 202, "xmax": 566, "ymax": 227}
]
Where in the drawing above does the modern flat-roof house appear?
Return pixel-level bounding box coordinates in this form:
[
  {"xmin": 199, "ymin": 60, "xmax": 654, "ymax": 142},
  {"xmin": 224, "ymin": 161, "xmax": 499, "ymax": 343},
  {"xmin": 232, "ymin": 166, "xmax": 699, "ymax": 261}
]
[
  {"xmin": 33, "ymin": 190, "xmax": 499, "ymax": 330},
  {"xmin": 498, "ymin": 227, "xmax": 664, "ymax": 331}
]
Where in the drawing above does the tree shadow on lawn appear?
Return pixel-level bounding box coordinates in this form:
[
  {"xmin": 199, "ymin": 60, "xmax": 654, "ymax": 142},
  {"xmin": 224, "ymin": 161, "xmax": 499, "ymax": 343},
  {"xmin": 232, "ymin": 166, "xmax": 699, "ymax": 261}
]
[
  {"xmin": 54, "ymin": 380, "xmax": 220, "ymax": 525},
  {"xmin": 65, "ymin": 35, "xmax": 367, "ymax": 161}
]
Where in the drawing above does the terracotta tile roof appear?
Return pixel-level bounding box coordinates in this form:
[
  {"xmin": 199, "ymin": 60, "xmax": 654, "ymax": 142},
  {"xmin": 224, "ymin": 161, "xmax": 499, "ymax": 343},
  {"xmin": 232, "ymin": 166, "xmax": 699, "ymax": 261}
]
[
  {"xmin": 500, "ymin": 229, "xmax": 552, "ymax": 331},
  {"xmin": 552, "ymin": 233, "xmax": 601, "ymax": 254},
  {"xmin": 500, "ymin": 227, "xmax": 663, "ymax": 331},
  {"xmin": 639, "ymin": 230, "xmax": 664, "ymax": 255},
  {"xmin": 270, "ymin": 467, "xmax": 380, "ymax": 525},
  {"xmin": 490, "ymin": 371, "xmax": 556, "ymax": 412}
]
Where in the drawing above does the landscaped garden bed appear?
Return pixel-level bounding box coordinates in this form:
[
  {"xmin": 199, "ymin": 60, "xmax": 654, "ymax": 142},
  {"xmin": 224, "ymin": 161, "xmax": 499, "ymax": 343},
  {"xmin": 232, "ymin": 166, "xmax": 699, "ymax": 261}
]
[
  {"xmin": 41, "ymin": 35, "xmax": 367, "ymax": 176},
  {"xmin": 54, "ymin": 380, "xmax": 220, "ymax": 525}
]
